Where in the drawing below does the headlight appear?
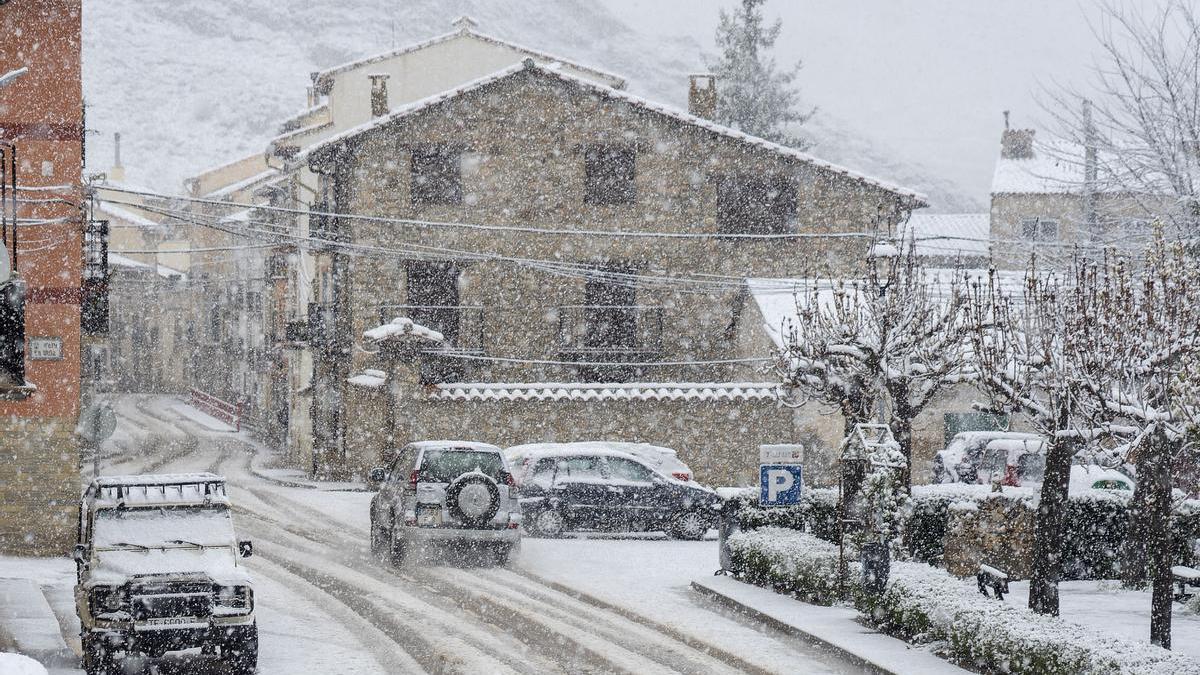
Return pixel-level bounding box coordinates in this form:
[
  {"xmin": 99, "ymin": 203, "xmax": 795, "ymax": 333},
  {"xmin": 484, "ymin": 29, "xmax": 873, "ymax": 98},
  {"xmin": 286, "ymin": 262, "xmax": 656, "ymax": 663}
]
[
  {"xmin": 89, "ymin": 587, "xmax": 123, "ymax": 614},
  {"xmin": 214, "ymin": 585, "xmax": 252, "ymax": 611}
]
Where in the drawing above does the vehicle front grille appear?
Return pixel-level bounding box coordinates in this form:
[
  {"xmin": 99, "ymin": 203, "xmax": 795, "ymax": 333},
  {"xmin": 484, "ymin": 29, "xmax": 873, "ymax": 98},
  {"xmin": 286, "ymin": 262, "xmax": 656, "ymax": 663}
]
[{"xmin": 130, "ymin": 581, "xmax": 213, "ymax": 620}]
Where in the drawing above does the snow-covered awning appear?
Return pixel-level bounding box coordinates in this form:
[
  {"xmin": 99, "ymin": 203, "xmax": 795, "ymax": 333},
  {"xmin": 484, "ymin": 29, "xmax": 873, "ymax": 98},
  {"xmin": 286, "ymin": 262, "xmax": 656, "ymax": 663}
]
[
  {"xmin": 430, "ymin": 382, "xmax": 781, "ymax": 402},
  {"xmin": 347, "ymin": 369, "xmax": 388, "ymax": 389},
  {"xmin": 363, "ymin": 317, "xmax": 444, "ymax": 343}
]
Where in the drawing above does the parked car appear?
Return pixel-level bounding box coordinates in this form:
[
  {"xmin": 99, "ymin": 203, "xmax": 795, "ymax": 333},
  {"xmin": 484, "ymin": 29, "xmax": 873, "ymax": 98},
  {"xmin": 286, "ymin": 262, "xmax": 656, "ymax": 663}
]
[
  {"xmin": 932, "ymin": 432, "xmax": 1047, "ymax": 487},
  {"xmin": 507, "ymin": 441, "xmax": 695, "ymax": 483},
  {"xmin": 73, "ymin": 473, "xmax": 257, "ymax": 675},
  {"xmin": 369, "ymin": 441, "xmax": 522, "ymax": 565},
  {"xmin": 512, "ymin": 445, "xmax": 722, "ymax": 540}
]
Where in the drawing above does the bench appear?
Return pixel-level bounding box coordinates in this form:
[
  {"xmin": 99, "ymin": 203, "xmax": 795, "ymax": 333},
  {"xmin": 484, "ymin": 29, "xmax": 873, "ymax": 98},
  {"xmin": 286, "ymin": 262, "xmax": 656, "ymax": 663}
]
[
  {"xmin": 1173, "ymin": 565, "xmax": 1200, "ymax": 602},
  {"xmin": 977, "ymin": 563, "xmax": 1010, "ymax": 600}
]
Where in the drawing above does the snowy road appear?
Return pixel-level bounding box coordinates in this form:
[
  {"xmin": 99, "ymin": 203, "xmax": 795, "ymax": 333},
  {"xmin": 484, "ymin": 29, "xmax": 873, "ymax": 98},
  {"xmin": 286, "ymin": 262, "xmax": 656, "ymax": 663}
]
[{"xmin": 93, "ymin": 394, "xmax": 872, "ymax": 675}]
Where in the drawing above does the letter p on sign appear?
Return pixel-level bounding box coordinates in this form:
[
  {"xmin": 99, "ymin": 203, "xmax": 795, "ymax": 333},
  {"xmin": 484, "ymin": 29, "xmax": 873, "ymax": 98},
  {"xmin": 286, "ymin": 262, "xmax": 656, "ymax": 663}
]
[{"xmin": 759, "ymin": 464, "xmax": 803, "ymax": 506}]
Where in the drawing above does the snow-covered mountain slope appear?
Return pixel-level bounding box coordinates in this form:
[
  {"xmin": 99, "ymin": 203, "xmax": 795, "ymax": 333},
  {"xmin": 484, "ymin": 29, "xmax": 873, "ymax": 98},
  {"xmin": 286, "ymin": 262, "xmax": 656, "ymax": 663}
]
[{"xmin": 82, "ymin": 0, "xmax": 978, "ymax": 210}]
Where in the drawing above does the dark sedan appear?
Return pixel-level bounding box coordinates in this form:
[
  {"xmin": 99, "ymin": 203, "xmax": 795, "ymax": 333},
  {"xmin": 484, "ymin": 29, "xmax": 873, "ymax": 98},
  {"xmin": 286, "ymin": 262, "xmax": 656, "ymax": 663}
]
[{"xmin": 515, "ymin": 449, "xmax": 722, "ymax": 540}]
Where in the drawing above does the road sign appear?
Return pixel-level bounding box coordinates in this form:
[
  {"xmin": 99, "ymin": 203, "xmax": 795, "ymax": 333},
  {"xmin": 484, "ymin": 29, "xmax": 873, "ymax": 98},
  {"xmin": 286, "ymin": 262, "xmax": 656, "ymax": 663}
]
[
  {"xmin": 760, "ymin": 444, "xmax": 804, "ymax": 464},
  {"xmin": 79, "ymin": 402, "xmax": 116, "ymax": 443},
  {"xmin": 759, "ymin": 464, "xmax": 803, "ymax": 507}
]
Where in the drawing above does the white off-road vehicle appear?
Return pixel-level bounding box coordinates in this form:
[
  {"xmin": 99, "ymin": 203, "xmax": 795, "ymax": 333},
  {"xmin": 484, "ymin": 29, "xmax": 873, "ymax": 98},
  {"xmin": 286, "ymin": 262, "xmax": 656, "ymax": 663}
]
[
  {"xmin": 73, "ymin": 474, "xmax": 257, "ymax": 675},
  {"xmin": 369, "ymin": 441, "xmax": 522, "ymax": 565}
]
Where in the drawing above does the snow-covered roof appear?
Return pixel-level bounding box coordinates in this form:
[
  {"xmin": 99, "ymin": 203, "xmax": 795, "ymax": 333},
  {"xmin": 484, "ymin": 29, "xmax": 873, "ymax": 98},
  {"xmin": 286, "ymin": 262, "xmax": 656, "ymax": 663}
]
[
  {"xmin": 88, "ymin": 473, "xmax": 228, "ymax": 508},
  {"xmin": 97, "ymin": 202, "xmax": 164, "ymax": 231},
  {"xmin": 431, "ymin": 382, "xmax": 781, "ymax": 402},
  {"xmin": 310, "ymin": 20, "xmax": 626, "ymax": 94},
  {"xmin": 747, "ymin": 271, "xmax": 1026, "ymax": 348},
  {"xmin": 278, "ymin": 102, "xmax": 330, "ymax": 133},
  {"xmin": 347, "ymin": 369, "xmax": 388, "ymax": 389},
  {"xmin": 107, "ymin": 252, "xmax": 187, "ymax": 280},
  {"xmin": 204, "ymin": 167, "xmax": 279, "ymax": 199},
  {"xmin": 899, "ymin": 213, "xmax": 990, "ymax": 257},
  {"xmin": 304, "ymin": 61, "xmax": 926, "ymax": 205},
  {"xmin": 991, "ymin": 139, "xmax": 1134, "ymax": 196},
  {"xmin": 363, "ymin": 316, "xmax": 445, "ymax": 343}
]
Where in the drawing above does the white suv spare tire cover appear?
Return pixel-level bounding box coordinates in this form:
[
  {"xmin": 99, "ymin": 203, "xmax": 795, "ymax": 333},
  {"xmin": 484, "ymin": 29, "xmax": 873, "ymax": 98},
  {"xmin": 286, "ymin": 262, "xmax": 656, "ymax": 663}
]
[{"xmin": 447, "ymin": 473, "xmax": 500, "ymax": 525}]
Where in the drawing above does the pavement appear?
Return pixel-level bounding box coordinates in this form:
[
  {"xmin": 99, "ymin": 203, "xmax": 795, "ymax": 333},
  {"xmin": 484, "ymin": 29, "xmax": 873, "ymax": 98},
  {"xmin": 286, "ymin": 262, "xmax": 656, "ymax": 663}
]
[
  {"xmin": 0, "ymin": 578, "xmax": 80, "ymax": 673},
  {"xmin": 691, "ymin": 575, "xmax": 971, "ymax": 675}
]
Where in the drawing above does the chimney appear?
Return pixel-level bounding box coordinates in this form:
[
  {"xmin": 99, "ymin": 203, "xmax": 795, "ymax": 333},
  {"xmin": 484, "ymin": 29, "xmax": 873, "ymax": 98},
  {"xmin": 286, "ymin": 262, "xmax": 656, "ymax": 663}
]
[
  {"xmin": 1000, "ymin": 111, "xmax": 1035, "ymax": 159},
  {"xmin": 369, "ymin": 74, "xmax": 390, "ymax": 118},
  {"xmin": 109, "ymin": 132, "xmax": 126, "ymax": 183},
  {"xmin": 688, "ymin": 74, "xmax": 717, "ymax": 119}
]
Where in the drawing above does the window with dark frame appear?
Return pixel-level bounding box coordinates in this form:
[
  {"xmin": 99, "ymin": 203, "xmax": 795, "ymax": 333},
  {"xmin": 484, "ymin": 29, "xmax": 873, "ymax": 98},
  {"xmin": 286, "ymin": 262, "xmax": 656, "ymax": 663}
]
[
  {"xmin": 583, "ymin": 145, "xmax": 636, "ymax": 205},
  {"xmin": 1020, "ymin": 217, "xmax": 1059, "ymax": 242},
  {"xmin": 716, "ymin": 174, "xmax": 798, "ymax": 235},
  {"xmin": 410, "ymin": 145, "xmax": 463, "ymax": 206}
]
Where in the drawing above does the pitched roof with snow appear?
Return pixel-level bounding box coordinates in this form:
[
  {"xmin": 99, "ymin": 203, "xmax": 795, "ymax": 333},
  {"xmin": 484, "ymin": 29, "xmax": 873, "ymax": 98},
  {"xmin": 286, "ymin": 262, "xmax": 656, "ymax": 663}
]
[
  {"xmin": 899, "ymin": 213, "xmax": 990, "ymax": 257},
  {"xmin": 304, "ymin": 61, "xmax": 926, "ymax": 205},
  {"xmin": 108, "ymin": 252, "xmax": 187, "ymax": 280},
  {"xmin": 431, "ymin": 382, "xmax": 781, "ymax": 403},
  {"xmin": 97, "ymin": 202, "xmax": 165, "ymax": 231},
  {"xmin": 310, "ymin": 20, "xmax": 626, "ymax": 94}
]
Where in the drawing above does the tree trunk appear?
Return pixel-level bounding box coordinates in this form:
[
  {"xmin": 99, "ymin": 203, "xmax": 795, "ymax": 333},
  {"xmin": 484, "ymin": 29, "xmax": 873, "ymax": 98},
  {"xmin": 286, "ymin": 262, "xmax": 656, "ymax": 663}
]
[
  {"xmin": 1121, "ymin": 474, "xmax": 1151, "ymax": 588},
  {"xmin": 890, "ymin": 382, "xmax": 914, "ymax": 489},
  {"xmin": 1145, "ymin": 432, "xmax": 1175, "ymax": 649},
  {"xmin": 1028, "ymin": 429, "xmax": 1074, "ymax": 616}
]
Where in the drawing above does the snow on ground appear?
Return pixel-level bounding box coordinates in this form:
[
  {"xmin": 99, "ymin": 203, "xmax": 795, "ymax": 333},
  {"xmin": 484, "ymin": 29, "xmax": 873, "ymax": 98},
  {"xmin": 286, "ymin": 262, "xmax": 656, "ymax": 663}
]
[
  {"xmin": 1008, "ymin": 579, "xmax": 1200, "ymax": 659},
  {"xmin": 0, "ymin": 653, "xmax": 48, "ymax": 675},
  {"xmin": 518, "ymin": 536, "xmax": 867, "ymax": 674},
  {"xmin": 169, "ymin": 402, "xmax": 237, "ymax": 432}
]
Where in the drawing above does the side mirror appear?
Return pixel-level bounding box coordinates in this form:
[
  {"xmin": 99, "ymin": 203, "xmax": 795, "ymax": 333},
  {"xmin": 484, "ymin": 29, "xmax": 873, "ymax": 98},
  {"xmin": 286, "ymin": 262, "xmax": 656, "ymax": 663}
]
[
  {"xmin": 72, "ymin": 544, "xmax": 87, "ymax": 565},
  {"xmin": 238, "ymin": 540, "xmax": 253, "ymax": 558},
  {"xmin": 368, "ymin": 467, "xmax": 388, "ymax": 484}
]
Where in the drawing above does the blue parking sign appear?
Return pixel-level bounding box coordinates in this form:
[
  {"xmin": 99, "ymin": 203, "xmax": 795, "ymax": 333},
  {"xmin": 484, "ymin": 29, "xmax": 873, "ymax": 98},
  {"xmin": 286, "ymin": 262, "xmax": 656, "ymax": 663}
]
[{"xmin": 759, "ymin": 464, "xmax": 803, "ymax": 506}]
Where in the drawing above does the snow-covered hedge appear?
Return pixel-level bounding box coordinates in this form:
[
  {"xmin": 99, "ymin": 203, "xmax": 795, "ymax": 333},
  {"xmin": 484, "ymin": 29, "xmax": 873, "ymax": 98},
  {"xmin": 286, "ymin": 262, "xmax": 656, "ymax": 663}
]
[
  {"xmin": 862, "ymin": 563, "xmax": 1200, "ymax": 675},
  {"xmin": 726, "ymin": 526, "xmax": 855, "ymax": 605},
  {"xmin": 734, "ymin": 484, "xmax": 1200, "ymax": 578},
  {"xmin": 731, "ymin": 528, "xmax": 1200, "ymax": 674}
]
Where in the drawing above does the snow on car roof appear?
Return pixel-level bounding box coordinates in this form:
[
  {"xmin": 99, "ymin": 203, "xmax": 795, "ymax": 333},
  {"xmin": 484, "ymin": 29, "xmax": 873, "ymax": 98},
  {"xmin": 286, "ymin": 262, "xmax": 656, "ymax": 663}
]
[
  {"xmin": 89, "ymin": 473, "xmax": 229, "ymax": 508},
  {"xmin": 507, "ymin": 441, "xmax": 678, "ymax": 458},
  {"xmin": 92, "ymin": 473, "xmax": 224, "ymax": 487},
  {"xmin": 408, "ymin": 440, "xmax": 502, "ymax": 453}
]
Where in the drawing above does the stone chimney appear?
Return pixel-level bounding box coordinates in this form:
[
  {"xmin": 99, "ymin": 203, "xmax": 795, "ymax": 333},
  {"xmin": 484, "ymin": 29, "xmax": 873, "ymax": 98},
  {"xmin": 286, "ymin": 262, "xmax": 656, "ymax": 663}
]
[
  {"xmin": 1000, "ymin": 111, "xmax": 1035, "ymax": 159},
  {"xmin": 688, "ymin": 74, "xmax": 717, "ymax": 119},
  {"xmin": 109, "ymin": 132, "xmax": 126, "ymax": 183},
  {"xmin": 369, "ymin": 74, "xmax": 390, "ymax": 118}
]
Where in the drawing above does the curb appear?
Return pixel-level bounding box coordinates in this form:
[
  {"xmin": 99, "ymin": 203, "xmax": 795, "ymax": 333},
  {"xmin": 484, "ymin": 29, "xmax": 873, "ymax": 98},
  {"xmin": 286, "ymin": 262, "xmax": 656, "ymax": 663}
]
[{"xmin": 690, "ymin": 576, "xmax": 970, "ymax": 675}]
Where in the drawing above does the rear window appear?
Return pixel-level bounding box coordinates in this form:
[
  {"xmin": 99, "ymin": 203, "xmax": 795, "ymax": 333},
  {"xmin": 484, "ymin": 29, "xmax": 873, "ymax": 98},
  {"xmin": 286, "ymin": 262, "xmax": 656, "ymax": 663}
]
[{"xmin": 419, "ymin": 449, "xmax": 505, "ymax": 483}]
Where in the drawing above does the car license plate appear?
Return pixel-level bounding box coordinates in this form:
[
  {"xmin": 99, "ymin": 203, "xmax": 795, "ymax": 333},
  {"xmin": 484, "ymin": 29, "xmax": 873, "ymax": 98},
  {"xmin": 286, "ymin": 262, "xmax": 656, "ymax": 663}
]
[
  {"xmin": 417, "ymin": 505, "xmax": 441, "ymax": 527},
  {"xmin": 139, "ymin": 616, "xmax": 200, "ymax": 627}
]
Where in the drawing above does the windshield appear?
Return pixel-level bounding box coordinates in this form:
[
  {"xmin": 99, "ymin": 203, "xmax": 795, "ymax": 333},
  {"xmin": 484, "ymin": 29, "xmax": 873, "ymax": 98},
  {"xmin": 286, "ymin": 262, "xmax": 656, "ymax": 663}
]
[
  {"xmin": 93, "ymin": 506, "xmax": 235, "ymax": 550},
  {"xmin": 419, "ymin": 449, "xmax": 505, "ymax": 483}
]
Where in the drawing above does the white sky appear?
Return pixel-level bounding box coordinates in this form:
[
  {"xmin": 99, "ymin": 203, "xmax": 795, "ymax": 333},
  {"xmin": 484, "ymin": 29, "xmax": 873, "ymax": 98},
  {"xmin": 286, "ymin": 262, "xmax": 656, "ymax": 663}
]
[{"xmin": 598, "ymin": 0, "xmax": 1170, "ymax": 205}]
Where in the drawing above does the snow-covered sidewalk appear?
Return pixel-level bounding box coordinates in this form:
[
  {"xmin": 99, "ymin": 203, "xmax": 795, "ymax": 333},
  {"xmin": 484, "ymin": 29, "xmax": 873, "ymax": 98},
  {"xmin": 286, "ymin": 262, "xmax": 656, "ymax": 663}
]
[
  {"xmin": 692, "ymin": 575, "xmax": 970, "ymax": 675},
  {"xmin": 1007, "ymin": 579, "xmax": 1200, "ymax": 660},
  {"xmin": 0, "ymin": 557, "xmax": 80, "ymax": 674}
]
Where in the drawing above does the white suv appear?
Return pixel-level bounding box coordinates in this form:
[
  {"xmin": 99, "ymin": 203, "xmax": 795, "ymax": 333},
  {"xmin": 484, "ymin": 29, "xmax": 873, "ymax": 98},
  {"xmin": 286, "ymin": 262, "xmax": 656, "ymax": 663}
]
[{"xmin": 369, "ymin": 441, "xmax": 522, "ymax": 565}]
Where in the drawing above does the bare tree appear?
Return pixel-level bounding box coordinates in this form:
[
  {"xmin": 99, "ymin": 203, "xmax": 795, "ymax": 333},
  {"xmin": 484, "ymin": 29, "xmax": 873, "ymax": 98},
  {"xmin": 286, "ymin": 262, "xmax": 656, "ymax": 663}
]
[
  {"xmin": 1065, "ymin": 237, "xmax": 1200, "ymax": 649},
  {"xmin": 773, "ymin": 242, "xmax": 971, "ymax": 487},
  {"xmin": 967, "ymin": 259, "xmax": 1092, "ymax": 616},
  {"xmin": 1043, "ymin": 0, "xmax": 1200, "ymax": 236}
]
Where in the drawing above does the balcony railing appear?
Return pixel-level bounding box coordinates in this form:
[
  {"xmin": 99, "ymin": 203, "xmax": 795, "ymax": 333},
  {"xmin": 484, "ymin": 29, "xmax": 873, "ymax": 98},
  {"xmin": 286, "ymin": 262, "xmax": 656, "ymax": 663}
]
[
  {"xmin": 377, "ymin": 305, "xmax": 484, "ymax": 354},
  {"xmin": 556, "ymin": 305, "xmax": 664, "ymax": 358}
]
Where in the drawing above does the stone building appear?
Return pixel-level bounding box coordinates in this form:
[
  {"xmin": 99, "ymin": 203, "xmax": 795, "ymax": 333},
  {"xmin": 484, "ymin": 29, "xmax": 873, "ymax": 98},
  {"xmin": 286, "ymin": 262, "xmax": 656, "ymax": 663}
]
[
  {"xmin": 293, "ymin": 60, "xmax": 925, "ymax": 484},
  {"xmin": 990, "ymin": 114, "xmax": 1171, "ymax": 269},
  {"xmin": 0, "ymin": 0, "xmax": 86, "ymax": 554}
]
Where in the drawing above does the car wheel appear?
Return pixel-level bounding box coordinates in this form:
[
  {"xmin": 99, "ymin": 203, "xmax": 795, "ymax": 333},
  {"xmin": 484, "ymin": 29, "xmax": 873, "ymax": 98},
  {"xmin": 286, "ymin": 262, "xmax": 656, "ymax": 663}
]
[
  {"xmin": 369, "ymin": 517, "xmax": 385, "ymax": 558},
  {"xmin": 388, "ymin": 523, "xmax": 407, "ymax": 566},
  {"xmin": 82, "ymin": 634, "xmax": 114, "ymax": 675},
  {"xmin": 222, "ymin": 624, "xmax": 258, "ymax": 675},
  {"xmin": 530, "ymin": 509, "xmax": 566, "ymax": 538},
  {"xmin": 669, "ymin": 510, "xmax": 709, "ymax": 540}
]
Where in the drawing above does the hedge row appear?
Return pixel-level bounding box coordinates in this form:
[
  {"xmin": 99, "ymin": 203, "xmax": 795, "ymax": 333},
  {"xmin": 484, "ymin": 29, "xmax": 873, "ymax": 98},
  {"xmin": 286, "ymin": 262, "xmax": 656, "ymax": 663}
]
[
  {"xmin": 733, "ymin": 484, "xmax": 1200, "ymax": 577},
  {"xmin": 729, "ymin": 528, "xmax": 1200, "ymax": 675}
]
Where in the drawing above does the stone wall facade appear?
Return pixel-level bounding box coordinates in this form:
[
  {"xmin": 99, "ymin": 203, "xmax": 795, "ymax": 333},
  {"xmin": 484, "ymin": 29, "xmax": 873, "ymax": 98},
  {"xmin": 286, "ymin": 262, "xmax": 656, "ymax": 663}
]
[{"xmin": 0, "ymin": 417, "xmax": 80, "ymax": 555}]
